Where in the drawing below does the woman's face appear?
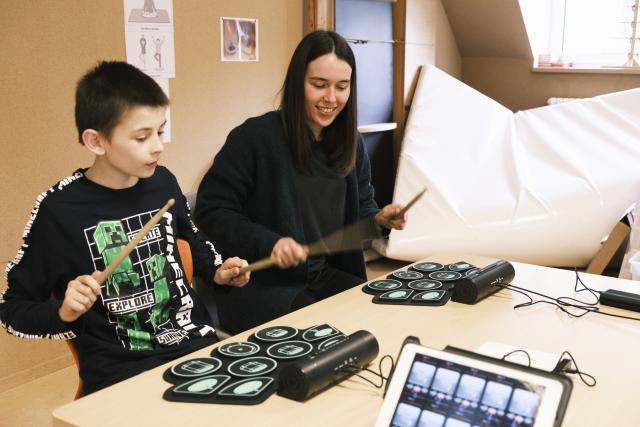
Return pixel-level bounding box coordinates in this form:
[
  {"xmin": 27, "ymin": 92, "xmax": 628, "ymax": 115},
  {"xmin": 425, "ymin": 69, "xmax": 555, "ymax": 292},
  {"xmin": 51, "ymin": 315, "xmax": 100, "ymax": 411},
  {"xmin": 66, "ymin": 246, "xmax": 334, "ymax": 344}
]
[{"xmin": 304, "ymin": 52, "xmax": 352, "ymax": 140}]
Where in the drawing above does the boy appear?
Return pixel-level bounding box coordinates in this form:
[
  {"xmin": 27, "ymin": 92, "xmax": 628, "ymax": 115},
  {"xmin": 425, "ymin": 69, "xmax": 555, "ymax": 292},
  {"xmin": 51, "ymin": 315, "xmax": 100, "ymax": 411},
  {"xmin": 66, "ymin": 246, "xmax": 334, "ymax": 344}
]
[{"xmin": 0, "ymin": 61, "xmax": 250, "ymax": 395}]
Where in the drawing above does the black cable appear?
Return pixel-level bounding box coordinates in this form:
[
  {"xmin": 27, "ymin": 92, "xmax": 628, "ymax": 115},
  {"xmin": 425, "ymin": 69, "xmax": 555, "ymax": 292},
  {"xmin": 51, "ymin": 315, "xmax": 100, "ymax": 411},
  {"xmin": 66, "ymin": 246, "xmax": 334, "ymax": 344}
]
[
  {"xmin": 492, "ymin": 274, "xmax": 640, "ymax": 321},
  {"xmin": 557, "ymin": 350, "xmax": 597, "ymax": 387},
  {"xmin": 573, "ymin": 268, "xmax": 601, "ymax": 301},
  {"xmin": 552, "ymin": 269, "xmax": 600, "ymax": 311},
  {"xmin": 342, "ymin": 354, "xmax": 395, "ymax": 389},
  {"xmin": 502, "ymin": 349, "xmax": 597, "ymax": 387},
  {"xmin": 501, "ymin": 349, "xmax": 532, "ymax": 368},
  {"xmin": 493, "ymin": 282, "xmax": 598, "ymax": 318}
]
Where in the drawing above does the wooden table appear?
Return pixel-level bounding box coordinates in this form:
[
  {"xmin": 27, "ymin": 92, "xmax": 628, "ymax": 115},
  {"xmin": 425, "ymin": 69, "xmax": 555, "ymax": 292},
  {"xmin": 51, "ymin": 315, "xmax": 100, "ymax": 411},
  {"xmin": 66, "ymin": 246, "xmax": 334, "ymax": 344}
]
[{"xmin": 52, "ymin": 254, "xmax": 640, "ymax": 426}]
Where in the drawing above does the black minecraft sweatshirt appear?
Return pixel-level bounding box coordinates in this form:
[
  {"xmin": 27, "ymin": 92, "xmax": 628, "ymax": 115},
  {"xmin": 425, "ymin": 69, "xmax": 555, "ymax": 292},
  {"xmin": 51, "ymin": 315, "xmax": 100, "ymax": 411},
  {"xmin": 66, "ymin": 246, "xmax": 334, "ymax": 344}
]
[{"xmin": 0, "ymin": 166, "xmax": 222, "ymax": 393}]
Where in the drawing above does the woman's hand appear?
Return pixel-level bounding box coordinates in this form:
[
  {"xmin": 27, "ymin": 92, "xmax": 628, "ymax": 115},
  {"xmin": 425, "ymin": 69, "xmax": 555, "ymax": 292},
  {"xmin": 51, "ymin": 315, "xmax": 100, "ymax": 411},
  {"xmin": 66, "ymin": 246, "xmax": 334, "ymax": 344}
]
[
  {"xmin": 58, "ymin": 272, "xmax": 102, "ymax": 322},
  {"xmin": 271, "ymin": 237, "xmax": 308, "ymax": 268},
  {"xmin": 375, "ymin": 204, "xmax": 407, "ymax": 230},
  {"xmin": 214, "ymin": 257, "xmax": 251, "ymax": 287}
]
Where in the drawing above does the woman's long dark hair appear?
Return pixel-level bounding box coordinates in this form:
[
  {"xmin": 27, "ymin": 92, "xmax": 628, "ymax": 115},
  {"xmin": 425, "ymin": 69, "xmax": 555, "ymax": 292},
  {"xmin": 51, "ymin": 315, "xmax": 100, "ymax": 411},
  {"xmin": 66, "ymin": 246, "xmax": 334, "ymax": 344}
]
[{"xmin": 280, "ymin": 31, "xmax": 358, "ymax": 176}]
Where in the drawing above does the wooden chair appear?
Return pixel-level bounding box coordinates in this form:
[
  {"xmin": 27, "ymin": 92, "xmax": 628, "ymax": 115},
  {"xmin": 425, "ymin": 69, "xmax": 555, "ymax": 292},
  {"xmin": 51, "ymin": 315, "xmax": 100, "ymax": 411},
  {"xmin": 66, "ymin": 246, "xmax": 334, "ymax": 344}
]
[
  {"xmin": 176, "ymin": 238, "xmax": 193, "ymax": 284},
  {"xmin": 65, "ymin": 337, "xmax": 83, "ymax": 399}
]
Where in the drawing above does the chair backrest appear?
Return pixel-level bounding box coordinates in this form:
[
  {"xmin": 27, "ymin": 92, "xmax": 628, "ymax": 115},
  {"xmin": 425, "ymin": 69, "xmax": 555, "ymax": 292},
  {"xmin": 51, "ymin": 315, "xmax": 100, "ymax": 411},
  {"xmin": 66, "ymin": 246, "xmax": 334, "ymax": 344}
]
[
  {"xmin": 64, "ymin": 238, "xmax": 194, "ymax": 399},
  {"xmin": 177, "ymin": 238, "xmax": 194, "ymax": 285},
  {"xmin": 66, "ymin": 340, "xmax": 83, "ymax": 399}
]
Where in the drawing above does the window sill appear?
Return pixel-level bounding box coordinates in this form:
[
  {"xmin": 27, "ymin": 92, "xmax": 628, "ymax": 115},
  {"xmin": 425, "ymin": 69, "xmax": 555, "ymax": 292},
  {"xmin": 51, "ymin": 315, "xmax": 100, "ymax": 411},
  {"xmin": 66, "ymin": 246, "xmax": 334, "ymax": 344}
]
[{"xmin": 532, "ymin": 66, "xmax": 640, "ymax": 75}]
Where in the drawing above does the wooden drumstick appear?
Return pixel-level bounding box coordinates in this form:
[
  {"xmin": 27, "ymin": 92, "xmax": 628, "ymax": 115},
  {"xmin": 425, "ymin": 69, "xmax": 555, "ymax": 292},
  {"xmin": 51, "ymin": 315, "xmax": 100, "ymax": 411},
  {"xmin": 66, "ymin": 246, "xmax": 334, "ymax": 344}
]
[
  {"xmin": 95, "ymin": 199, "xmax": 175, "ymax": 285},
  {"xmin": 238, "ymin": 190, "xmax": 426, "ymax": 275},
  {"xmin": 394, "ymin": 188, "xmax": 427, "ymax": 219},
  {"xmin": 238, "ymin": 257, "xmax": 276, "ymax": 275},
  {"xmin": 238, "ymin": 244, "xmax": 314, "ymax": 275},
  {"xmin": 238, "ymin": 189, "xmax": 428, "ymax": 275},
  {"xmin": 238, "ymin": 215, "xmax": 382, "ymax": 274}
]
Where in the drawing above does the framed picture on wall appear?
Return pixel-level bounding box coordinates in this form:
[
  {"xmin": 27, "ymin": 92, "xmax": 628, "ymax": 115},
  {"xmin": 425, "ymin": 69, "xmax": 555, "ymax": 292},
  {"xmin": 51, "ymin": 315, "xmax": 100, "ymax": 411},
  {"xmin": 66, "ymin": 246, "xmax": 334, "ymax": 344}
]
[{"xmin": 220, "ymin": 17, "xmax": 259, "ymax": 62}]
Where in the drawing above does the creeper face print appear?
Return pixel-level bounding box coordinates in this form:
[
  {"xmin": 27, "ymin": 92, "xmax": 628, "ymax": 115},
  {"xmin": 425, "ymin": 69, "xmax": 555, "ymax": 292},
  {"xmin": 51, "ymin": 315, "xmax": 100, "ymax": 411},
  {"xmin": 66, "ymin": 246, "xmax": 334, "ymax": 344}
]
[{"xmin": 93, "ymin": 221, "xmax": 141, "ymax": 297}]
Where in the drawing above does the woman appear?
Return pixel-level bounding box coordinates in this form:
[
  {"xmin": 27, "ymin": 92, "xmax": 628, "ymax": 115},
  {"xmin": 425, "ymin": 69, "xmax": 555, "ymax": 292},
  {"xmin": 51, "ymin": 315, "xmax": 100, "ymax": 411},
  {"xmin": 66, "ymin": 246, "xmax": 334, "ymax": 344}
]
[{"xmin": 195, "ymin": 31, "xmax": 406, "ymax": 334}]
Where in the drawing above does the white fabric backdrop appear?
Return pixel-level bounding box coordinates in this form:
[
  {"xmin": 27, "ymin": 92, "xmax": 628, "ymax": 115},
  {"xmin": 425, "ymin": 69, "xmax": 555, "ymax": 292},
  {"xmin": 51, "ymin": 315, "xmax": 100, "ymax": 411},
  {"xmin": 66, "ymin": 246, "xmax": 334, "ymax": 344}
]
[{"xmin": 375, "ymin": 65, "xmax": 640, "ymax": 266}]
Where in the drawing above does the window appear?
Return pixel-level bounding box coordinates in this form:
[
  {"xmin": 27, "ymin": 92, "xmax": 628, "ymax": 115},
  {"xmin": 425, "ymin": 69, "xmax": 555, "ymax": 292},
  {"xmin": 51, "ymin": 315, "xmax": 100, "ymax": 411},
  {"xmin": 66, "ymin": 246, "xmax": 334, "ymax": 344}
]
[{"xmin": 520, "ymin": 0, "xmax": 639, "ymax": 69}]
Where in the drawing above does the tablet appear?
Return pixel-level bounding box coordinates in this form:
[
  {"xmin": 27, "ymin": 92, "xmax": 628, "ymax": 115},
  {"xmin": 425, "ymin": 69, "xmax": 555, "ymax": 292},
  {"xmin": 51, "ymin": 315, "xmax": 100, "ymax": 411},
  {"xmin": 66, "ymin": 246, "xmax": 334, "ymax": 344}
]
[{"xmin": 376, "ymin": 344, "xmax": 568, "ymax": 427}]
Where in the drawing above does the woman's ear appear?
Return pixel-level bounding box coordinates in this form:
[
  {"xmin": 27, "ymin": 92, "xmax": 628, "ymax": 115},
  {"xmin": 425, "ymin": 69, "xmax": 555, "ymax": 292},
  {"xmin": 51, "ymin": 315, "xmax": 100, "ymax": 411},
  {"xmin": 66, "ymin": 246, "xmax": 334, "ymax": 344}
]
[{"xmin": 82, "ymin": 129, "xmax": 106, "ymax": 155}]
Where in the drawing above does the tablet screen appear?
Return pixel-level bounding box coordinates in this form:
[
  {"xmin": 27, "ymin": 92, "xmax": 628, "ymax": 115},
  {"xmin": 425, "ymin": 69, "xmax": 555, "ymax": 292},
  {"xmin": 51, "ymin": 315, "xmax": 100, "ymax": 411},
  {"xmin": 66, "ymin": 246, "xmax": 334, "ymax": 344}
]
[{"xmin": 386, "ymin": 352, "xmax": 547, "ymax": 427}]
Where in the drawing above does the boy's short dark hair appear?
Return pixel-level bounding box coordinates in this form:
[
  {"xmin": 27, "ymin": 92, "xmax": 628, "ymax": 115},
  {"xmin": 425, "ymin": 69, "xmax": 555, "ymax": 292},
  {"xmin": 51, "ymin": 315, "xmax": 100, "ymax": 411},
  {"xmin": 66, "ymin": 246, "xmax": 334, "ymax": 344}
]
[{"xmin": 75, "ymin": 61, "xmax": 169, "ymax": 144}]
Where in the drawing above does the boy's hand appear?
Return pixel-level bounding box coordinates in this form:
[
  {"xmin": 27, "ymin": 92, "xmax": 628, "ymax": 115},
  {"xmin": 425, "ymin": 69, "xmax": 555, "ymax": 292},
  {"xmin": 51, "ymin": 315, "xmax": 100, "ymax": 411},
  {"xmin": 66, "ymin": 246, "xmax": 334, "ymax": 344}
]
[
  {"xmin": 58, "ymin": 272, "xmax": 102, "ymax": 323},
  {"xmin": 375, "ymin": 204, "xmax": 408, "ymax": 230},
  {"xmin": 214, "ymin": 257, "xmax": 250, "ymax": 287},
  {"xmin": 271, "ymin": 237, "xmax": 308, "ymax": 268}
]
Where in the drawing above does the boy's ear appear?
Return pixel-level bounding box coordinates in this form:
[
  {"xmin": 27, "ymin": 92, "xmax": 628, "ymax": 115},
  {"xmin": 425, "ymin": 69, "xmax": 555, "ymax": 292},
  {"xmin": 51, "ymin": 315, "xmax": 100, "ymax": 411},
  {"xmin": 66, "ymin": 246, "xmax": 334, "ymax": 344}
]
[{"xmin": 82, "ymin": 129, "xmax": 106, "ymax": 155}]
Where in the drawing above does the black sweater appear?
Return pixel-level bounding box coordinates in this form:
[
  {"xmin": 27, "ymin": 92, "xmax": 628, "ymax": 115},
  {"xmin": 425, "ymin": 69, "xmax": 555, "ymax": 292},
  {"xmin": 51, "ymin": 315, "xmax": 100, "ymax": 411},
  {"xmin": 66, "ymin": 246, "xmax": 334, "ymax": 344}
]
[
  {"xmin": 0, "ymin": 167, "xmax": 221, "ymax": 393},
  {"xmin": 195, "ymin": 111, "xmax": 379, "ymax": 333}
]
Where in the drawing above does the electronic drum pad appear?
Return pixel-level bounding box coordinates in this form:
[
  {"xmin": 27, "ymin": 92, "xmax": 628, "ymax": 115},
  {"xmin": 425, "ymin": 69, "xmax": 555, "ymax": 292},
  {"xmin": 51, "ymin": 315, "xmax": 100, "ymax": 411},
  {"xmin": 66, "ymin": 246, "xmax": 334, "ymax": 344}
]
[
  {"xmin": 162, "ymin": 324, "xmax": 347, "ymax": 405},
  {"xmin": 362, "ymin": 261, "xmax": 477, "ymax": 306}
]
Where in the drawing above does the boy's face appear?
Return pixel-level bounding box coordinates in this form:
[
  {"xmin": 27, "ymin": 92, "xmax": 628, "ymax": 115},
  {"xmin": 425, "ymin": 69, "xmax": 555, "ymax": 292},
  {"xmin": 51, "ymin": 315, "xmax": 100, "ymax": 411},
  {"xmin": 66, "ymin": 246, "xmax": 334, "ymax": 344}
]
[{"xmin": 98, "ymin": 105, "xmax": 167, "ymax": 187}]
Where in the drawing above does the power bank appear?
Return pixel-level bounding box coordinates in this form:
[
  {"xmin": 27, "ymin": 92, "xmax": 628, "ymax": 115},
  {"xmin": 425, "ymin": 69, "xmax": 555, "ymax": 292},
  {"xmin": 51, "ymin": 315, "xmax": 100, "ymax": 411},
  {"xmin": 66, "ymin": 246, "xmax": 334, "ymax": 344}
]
[{"xmin": 599, "ymin": 289, "xmax": 640, "ymax": 313}]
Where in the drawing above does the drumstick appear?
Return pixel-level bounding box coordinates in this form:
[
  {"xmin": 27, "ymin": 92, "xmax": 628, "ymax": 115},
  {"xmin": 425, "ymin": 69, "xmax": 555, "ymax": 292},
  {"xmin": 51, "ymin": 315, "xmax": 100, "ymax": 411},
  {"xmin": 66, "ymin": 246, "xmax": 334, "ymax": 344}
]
[
  {"xmin": 306, "ymin": 216, "xmax": 379, "ymax": 257},
  {"xmin": 394, "ymin": 187, "xmax": 427, "ymax": 219},
  {"xmin": 237, "ymin": 257, "xmax": 278, "ymax": 274},
  {"xmin": 238, "ymin": 216, "xmax": 381, "ymax": 274},
  {"xmin": 238, "ymin": 189, "xmax": 427, "ymax": 275},
  {"xmin": 95, "ymin": 199, "xmax": 175, "ymax": 285}
]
